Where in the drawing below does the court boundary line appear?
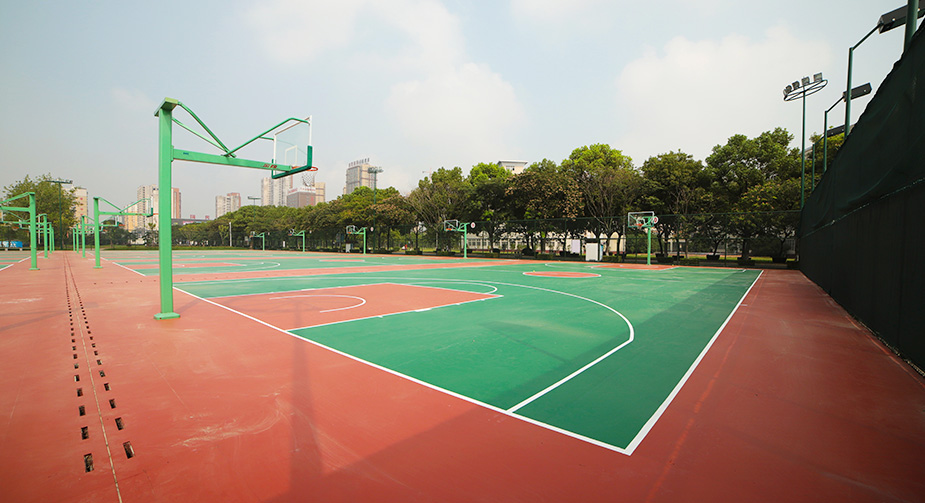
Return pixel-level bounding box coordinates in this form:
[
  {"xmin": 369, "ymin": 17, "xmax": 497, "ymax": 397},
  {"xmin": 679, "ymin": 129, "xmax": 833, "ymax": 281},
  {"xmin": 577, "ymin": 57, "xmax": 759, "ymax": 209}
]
[
  {"xmin": 622, "ymin": 269, "xmax": 763, "ymax": 453},
  {"xmin": 170, "ymin": 269, "xmax": 758, "ymax": 455},
  {"xmin": 178, "ymin": 287, "xmax": 636, "ymax": 455},
  {"xmin": 268, "ymin": 293, "xmax": 367, "ymax": 313}
]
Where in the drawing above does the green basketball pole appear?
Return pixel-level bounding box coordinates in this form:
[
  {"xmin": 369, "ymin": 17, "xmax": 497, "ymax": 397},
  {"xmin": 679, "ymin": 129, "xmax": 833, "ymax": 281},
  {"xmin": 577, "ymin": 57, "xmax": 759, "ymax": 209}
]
[
  {"xmin": 154, "ymin": 98, "xmax": 312, "ymax": 320},
  {"xmin": 289, "ymin": 229, "xmax": 306, "ymax": 252},
  {"xmin": 93, "ymin": 198, "xmax": 101, "ymax": 268},
  {"xmin": 156, "ymin": 100, "xmax": 179, "ymax": 319},
  {"xmin": 1, "ymin": 193, "xmax": 39, "ymax": 269},
  {"xmin": 0, "ymin": 192, "xmax": 39, "ymax": 271}
]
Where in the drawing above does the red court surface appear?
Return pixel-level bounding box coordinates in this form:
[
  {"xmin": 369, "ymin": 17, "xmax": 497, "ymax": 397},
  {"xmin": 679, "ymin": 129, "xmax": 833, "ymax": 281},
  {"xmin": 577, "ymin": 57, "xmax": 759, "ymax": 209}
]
[{"xmin": 1, "ymin": 252, "xmax": 924, "ymax": 502}]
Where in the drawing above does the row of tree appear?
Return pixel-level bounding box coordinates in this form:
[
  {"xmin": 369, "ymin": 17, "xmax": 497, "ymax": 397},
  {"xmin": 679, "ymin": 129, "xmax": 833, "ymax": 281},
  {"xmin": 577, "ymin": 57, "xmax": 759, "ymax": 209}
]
[{"xmin": 3, "ymin": 127, "xmax": 843, "ymax": 257}]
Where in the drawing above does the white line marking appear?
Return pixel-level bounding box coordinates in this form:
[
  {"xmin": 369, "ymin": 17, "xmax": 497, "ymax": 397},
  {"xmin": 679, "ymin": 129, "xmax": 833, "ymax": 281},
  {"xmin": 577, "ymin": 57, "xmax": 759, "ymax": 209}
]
[
  {"xmin": 398, "ymin": 281, "xmax": 499, "ymax": 295},
  {"xmin": 112, "ymin": 260, "xmax": 146, "ymax": 277},
  {"xmin": 508, "ymin": 313, "xmax": 633, "ymax": 412},
  {"xmin": 621, "ymin": 269, "xmax": 763, "ymax": 454},
  {"xmin": 173, "ymin": 270, "xmax": 759, "ymax": 455},
  {"xmin": 268, "ymin": 294, "xmax": 367, "ymax": 313},
  {"xmin": 523, "ymin": 271, "xmax": 601, "ymax": 278},
  {"xmin": 177, "ymin": 287, "xmax": 634, "ymax": 455},
  {"xmin": 288, "ymin": 294, "xmax": 502, "ymax": 331}
]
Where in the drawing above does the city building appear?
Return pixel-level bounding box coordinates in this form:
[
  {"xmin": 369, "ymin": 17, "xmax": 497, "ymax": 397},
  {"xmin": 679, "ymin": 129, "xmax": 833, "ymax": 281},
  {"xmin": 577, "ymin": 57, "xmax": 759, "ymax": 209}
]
[
  {"xmin": 215, "ymin": 192, "xmax": 242, "ymax": 218},
  {"xmin": 261, "ymin": 176, "xmax": 293, "ymax": 207},
  {"xmin": 497, "ymin": 160, "xmax": 528, "ymax": 175},
  {"xmin": 69, "ymin": 186, "xmax": 89, "ymax": 222},
  {"xmin": 287, "ymin": 182, "xmax": 326, "ymax": 208},
  {"xmin": 132, "ymin": 185, "xmax": 181, "ymax": 231},
  {"xmin": 345, "ymin": 158, "xmax": 374, "ymax": 194}
]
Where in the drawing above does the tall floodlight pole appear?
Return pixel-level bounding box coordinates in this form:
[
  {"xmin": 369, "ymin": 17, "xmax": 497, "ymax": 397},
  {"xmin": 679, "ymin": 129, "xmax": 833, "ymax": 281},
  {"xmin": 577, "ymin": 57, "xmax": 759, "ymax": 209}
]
[
  {"xmin": 49, "ymin": 179, "xmax": 72, "ymax": 250},
  {"xmin": 847, "ymin": 4, "xmax": 925, "ymax": 137},
  {"xmin": 368, "ymin": 167, "xmax": 383, "ymax": 250},
  {"xmin": 905, "ymin": 0, "xmax": 921, "ymax": 50},
  {"xmin": 823, "ymin": 83, "xmax": 872, "ymax": 172},
  {"xmin": 783, "ymin": 73, "xmax": 827, "ymax": 208}
]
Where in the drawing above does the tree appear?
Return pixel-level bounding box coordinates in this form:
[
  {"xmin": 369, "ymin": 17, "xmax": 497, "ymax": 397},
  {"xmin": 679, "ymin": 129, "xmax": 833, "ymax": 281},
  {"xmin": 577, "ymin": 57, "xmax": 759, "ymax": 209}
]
[
  {"xmin": 468, "ymin": 162, "xmax": 512, "ymax": 252},
  {"xmin": 705, "ymin": 128, "xmax": 800, "ymax": 258},
  {"xmin": 2, "ymin": 174, "xmax": 78, "ymax": 247},
  {"xmin": 641, "ymin": 150, "xmax": 707, "ymax": 256},
  {"xmin": 561, "ymin": 144, "xmax": 641, "ymax": 255},
  {"xmin": 101, "ymin": 220, "xmax": 132, "ymax": 248},
  {"xmin": 407, "ymin": 167, "xmax": 472, "ymax": 250},
  {"xmin": 808, "ymin": 131, "xmax": 844, "ymax": 193},
  {"xmin": 505, "ymin": 159, "xmax": 582, "ymax": 253}
]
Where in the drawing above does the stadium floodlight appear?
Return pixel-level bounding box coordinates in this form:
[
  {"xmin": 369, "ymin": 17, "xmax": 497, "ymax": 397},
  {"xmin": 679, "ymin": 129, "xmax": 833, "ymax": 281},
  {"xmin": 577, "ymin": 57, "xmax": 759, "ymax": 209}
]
[
  {"xmin": 783, "ymin": 72, "xmax": 827, "ymax": 208},
  {"xmin": 823, "ymin": 83, "xmax": 872, "ymax": 172},
  {"xmin": 878, "ymin": 4, "xmax": 925, "ymax": 35},
  {"xmin": 846, "ymin": 4, "xmax": 924, "ymax": 138}
]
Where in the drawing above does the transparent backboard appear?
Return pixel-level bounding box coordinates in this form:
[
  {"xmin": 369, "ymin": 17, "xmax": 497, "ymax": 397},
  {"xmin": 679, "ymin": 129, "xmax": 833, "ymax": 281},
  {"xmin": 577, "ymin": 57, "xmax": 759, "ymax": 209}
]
[
  {"xmin": 273, "ymin": 118, "xmax": 311, "ymax": 168},
  {"xmin": 627, "ymin": 211, "xmax": 656, "ymax": 229}
]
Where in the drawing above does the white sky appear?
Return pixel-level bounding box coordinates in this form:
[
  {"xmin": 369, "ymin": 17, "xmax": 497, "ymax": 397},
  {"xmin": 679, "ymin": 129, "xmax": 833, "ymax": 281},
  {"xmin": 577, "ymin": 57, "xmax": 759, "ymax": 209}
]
[{"xmin": 0, "ymin": 1, "xmax": 917, "ymax": 219}]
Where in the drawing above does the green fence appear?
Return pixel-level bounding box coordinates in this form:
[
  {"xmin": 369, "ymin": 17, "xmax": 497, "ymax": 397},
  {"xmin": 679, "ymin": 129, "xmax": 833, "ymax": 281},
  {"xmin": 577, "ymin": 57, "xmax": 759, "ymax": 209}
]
[
  {"xmin": 801, "ymin": 27, "xmax": 925, "ymax": 371},
  {"xmin": 170, "ymin": 211, "xmax": 799, "ymax": 266}
]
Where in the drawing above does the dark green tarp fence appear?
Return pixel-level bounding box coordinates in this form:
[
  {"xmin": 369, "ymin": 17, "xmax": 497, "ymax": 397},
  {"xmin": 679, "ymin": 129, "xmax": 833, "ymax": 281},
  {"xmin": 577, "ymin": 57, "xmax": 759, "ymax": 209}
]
[{"xmin": 800, "ymin": 27, "xmax": 925, "ymax": 371}]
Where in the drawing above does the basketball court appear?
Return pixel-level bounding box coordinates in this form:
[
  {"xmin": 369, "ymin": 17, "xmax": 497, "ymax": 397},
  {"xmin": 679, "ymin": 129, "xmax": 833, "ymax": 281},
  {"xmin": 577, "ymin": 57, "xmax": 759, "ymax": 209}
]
[{"xmin": 2, "ymin": 249, "xmax": 923, "ymax": 502}]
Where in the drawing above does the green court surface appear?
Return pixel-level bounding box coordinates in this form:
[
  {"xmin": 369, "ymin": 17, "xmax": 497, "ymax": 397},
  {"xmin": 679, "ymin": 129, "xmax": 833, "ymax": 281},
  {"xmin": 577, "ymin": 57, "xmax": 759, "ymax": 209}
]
[
  {"xmin": 170, "ymin": 255, "xmax": 760, "ymax": 453},
  {"xmin": 0, "ymin": 252, "xmax": 28, "ymax": 269}
]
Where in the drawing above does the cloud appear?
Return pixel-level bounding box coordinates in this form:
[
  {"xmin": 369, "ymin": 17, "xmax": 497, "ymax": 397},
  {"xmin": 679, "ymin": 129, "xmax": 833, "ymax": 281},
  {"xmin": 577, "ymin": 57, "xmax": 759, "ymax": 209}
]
[
  {"xmin": 385, "ymin": 63, "xmax": 525, "ymax": 162},
  {"xmin": 243, "ymin": 0, "xmax": 365, "ymax": 64},
  {"xmin": 615, "ymin": 25, "xmax": 833, "ymax": 162},
  {"xmin": 509, "ymin": 0, "xmax": 603, "ymax": 21},
  {"xmin": 243, "ymin": 0, "xmax": 526, "ymax": 176},
  {"xmin": 111, "ymin": 87, "xmax": 156, "ymax": 114}
]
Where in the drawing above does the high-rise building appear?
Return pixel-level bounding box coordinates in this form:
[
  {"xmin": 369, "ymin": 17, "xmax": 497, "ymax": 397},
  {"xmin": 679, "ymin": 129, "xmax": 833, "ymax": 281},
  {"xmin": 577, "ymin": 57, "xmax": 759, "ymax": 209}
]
[
  {"xmin": 261, "ymin": 176, "xmax": 293, "ymax": 207},
  {"xmin": 123, "ymin": 201, "xmax": 145, "ymax": 233},
  {"xmin": 215, "ymin": 192, "xmax": 242, "ymax": 218},
  {"xmin": 287, "ymin": 182, "xmax": 326, "ymax": 208},
  {"xmin": 345, "ymin": 158, "xmax": 374, "ymax": 194},
  {"xmin": 69, "ymin": 186, "xmax": 89, "ymax": 222},
  {"xmin": 135, "ymin": 185, "xmax": 181, "ymax": 230}
]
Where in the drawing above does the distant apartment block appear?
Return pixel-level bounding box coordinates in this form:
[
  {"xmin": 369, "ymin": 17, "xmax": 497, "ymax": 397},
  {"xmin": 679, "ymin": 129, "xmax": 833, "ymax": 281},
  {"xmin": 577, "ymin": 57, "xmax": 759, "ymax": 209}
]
[
  {"xmin": 130, "ymin": 185, "xmax": 180, "ymax": 231},
  {"xmin": 345, "ymin": 158, "xmax": 374, "ymax": 194},
  {"xmin": 215, "ymin": 192, "xmax": 242, "ymax": 218},
  {"xmin": 261, "ymin": 176, "xmax": 293, "ymax": 207},
  {"xmin": 287, "ymin": 182, "xmax": 326, "ymax": 208},
  {"xmin": 69, "ymin": 186, "xmax": 89, "ymax": 222}
]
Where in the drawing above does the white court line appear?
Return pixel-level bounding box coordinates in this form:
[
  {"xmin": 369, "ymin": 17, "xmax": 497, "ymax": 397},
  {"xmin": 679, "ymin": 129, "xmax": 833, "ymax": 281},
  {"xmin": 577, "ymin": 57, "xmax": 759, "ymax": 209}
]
[
  {"xmin": 523, "ymin": 271, "xmax": 601, "ymax": 278},
  {"xmin": 177, "ymin": 287, "xmax": 634, "ymax": 455},
  {"xmin": 174, "ymin": 271, "xmax": 761, "ymax": 455},
  {"xmin": 288, "ymin": 294, "xmax": 501, "ymax": 331},
  {"xmin": 112, "ymin": 260, "xmax": 146, "ymax": 277},
  {"xmin": 399, "ymin": 281, "xmax": 499, "ymax": 295},
  {"xmin": 268, "ymin": 294, "xmax": 367, "ymax": 313},
  {"xmin": 622, "ymin": 269, "xmax": 762, "ymax": 453}
]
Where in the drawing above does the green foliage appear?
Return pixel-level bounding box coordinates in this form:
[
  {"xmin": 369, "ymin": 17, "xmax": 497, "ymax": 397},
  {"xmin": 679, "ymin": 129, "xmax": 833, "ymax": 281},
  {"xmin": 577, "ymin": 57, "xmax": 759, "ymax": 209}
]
[
  {"xmin": 705, "ymin": 128, "xmax": 801, "ymax": 258},
  {"xmin": 467, "ymin": 162, "xmax": 511, "ymax": 184},
  {"xmin": 561, "ymin": 144, "xmax": 642, "ymax": 252},
  {"xmin": 407, "ymin": 167, "xmax": 472, "ymax": 229},
  {"xmin": 2, "ymin": 174, "xmax": 78, "ymax": 244}
]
